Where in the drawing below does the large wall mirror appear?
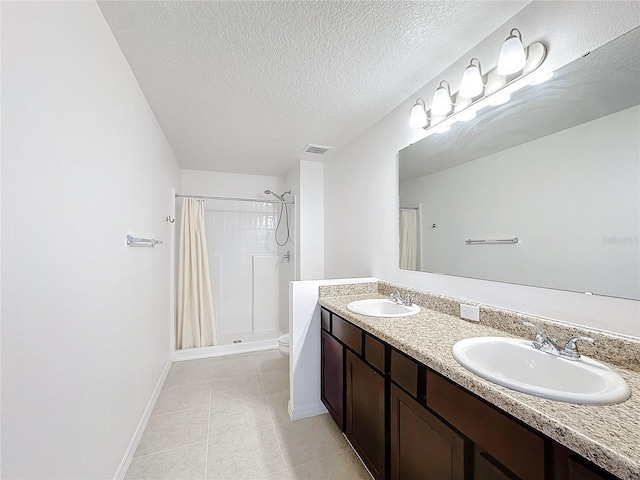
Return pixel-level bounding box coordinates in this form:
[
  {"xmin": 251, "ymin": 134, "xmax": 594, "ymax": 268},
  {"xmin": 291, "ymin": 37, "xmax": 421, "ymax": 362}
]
[{"xmin": 399, "ymin": 27, "xmax": 639, "ymax": 300}]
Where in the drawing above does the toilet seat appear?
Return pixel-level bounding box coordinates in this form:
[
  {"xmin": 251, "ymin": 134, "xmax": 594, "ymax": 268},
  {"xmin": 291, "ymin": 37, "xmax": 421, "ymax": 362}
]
[{"xmin": 278, "ymin": 333, "xmax": 290, "ymax": 356}]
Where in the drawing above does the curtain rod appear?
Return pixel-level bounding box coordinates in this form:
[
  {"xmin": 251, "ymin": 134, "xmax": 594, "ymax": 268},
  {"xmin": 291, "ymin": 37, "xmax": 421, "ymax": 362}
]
[{"xmin": 175, "ymin": 194, "xmax": 294, "ymax": 205}]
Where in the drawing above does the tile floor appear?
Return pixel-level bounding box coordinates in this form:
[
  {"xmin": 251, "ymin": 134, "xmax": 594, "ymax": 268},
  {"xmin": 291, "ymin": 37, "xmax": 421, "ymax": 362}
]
[{"xmin": 125, "ymin": 349, "xmax": 370, "ymax": 480}]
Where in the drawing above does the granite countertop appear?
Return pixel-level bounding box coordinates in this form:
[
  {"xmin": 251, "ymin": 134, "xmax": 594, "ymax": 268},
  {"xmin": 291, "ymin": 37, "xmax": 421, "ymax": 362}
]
[{"xmin": 319, "ymin": 293, "xmax": 640, "ymax": 480}]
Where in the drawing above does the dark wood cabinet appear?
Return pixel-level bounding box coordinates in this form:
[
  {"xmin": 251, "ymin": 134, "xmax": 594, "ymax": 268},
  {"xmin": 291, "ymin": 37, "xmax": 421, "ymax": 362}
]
[
  {"xmin": 390, "ymin": 349, "xmax": 420, "ymax": 399},
  {"xmin": 319, "ymin": 307, "xmax": 621, "ymax": 480},
  {"xmin": 427, "ymin": 371, "xmax": 545, "ymax": 480},
  {"xmin": 365, "ymin": 334, "xmax": 386, "ymax": 373},
  {"xmin": 346, "ymin": 350, "xmax": 386, "ymax": 479},
  {"xmin": 321, "ymin": 329, "xmax": 344, "ymax": 429},
  {"xmin": 333, "ymin": 314, "xmax": 363, "ymax": 354},
  {"xmin": 553, "ymin": 444, "xmax": 619, "ymax": 480},
  {"xmin": 473, "ymin": 446, "xmax": 520, "ymax": 480},
  {"xmin": 321, "ymin": 307, "xmax": 331, "ymax": 331},
  {"xmin": 390, "ymin": 384, "xmax": 464, "ymax": 480}
]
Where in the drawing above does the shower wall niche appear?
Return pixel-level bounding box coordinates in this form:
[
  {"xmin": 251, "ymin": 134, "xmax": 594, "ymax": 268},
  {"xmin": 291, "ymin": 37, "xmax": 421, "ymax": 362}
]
[{"xmin": 175, "ymin": 195, "xmax": 295, "ymax": 348}]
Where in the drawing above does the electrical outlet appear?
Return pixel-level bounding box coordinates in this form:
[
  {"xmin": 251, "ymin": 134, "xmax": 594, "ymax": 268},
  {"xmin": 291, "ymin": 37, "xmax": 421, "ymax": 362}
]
[{"xmin": 460, "ymin": 304, "xmax": 480, "ymax": 322}]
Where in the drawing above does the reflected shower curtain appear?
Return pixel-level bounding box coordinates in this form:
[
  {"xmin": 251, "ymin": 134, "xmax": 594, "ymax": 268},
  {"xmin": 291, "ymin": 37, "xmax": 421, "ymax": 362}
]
[
  {"xmin": 399, "ymin": 208, "xmax": 419, "ymax": 270},
  {"xmin": 177, "ymin": 199, "xmax": 216, "ymax": 349}
]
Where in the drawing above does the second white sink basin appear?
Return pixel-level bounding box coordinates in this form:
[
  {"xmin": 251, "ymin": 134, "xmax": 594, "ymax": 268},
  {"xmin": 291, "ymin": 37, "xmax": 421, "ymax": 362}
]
[
  {"xmin": 452, "ymin": 337, "xmax": 630, "ymax": 405},
  {"xmin": 346, "ymin": 299, "xmax": 420, "ymax": 318}
]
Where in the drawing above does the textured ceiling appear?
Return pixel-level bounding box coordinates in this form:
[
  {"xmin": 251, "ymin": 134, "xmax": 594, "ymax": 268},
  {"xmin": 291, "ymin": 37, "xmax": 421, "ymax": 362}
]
[{"xmin": 98, "ymin": 1, "xmax": 528, "ymax": 176}]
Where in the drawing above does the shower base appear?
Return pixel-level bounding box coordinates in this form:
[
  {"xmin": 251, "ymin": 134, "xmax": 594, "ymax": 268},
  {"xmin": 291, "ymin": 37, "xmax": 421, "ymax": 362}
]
[{"xmin": 173, "ymin": 329, "xmax": 284, "ymax": 361}]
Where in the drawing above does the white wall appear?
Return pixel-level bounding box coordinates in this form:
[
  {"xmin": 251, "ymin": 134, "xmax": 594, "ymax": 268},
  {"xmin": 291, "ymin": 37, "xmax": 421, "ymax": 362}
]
[
  {"xmin": 1, "ymin": 3, "xmax": 180, "ymax": 479},
  {"xmin": 181, "ymin": 169, "xmax": 284, "ymax": 199},
  {"xmin": 324, "ymin": 1, "xmax": 640, "ymax": 337},
  {"xmin": 285, "ymin": 163, "xmax": 302, "ymax": 334},
  {"xmin": 298, "ymin": 161, "xmax": 325, "ymax": 280},
  {"xmin": 401, "ymin": 106, "xmax": 640, "ymax": 300}
]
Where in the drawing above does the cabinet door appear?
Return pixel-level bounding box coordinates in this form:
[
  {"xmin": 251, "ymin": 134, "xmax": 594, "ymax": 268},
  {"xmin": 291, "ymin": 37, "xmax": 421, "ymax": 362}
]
[
  {"xmin": 473, "ymin": 446, "xmax": 520, "ymax": 480},
  {"xmin": 427, "ymin": 371, "xmax": 544, "ymax": 480},
  {"xmin": 391, "ymin": 384, "xmax": 464, "ymax": 480},
  {"xmin": 553, "ymin": 444, "xmax": 618, "ymax": 480},
  {"xmin": 346, "ymin": 350, "xmax": 386, "ymax": 479},
  {"xmin": 321, "ymin": 330, "xmax": 344, "ymax": 429}
]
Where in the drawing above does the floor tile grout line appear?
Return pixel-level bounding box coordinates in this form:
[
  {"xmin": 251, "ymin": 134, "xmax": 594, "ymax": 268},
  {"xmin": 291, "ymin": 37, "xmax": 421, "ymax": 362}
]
[
  {"xmin": 152, "ymin": 402, "xmax": 210, "ymax": 417},
  {"xmin": 286, "ymin": 448, "xmax": 357, "ymax": 471},
  {"xmin": 161, "ymin": 379, "xmax": 214, "ymax": 391},
  {"xmin": 204, "ymin": 372, "xmax": 213, "ymax": 479},
  {"xmin": 269, "ymin": 414, "xmax": 292, "ymax": 478},
  {"xmin": 147, "ymin": 404, "xmax": 209, "ymax": 419},
  {"xmin": 132, "ymin": 440, "xmax": 208, "ymax": 460}
]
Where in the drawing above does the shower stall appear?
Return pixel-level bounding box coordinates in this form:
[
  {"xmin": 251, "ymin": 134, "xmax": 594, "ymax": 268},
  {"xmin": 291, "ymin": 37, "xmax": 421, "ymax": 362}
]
[{"xmin": 172, "ymin": 190, "xmax": 295, "ymax": 358}]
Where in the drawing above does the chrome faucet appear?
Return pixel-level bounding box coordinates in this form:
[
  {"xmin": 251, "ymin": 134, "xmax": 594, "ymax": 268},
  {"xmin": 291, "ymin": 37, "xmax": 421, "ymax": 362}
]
[
  {"xmin": 523, "ymin": 322, "xmax": 594, "ymax": 360},
  {"xmin": 523, "ymin": 322, "xmax": 561, "ymax": 355},
  {"xmin": 560, "ymin": 335, "xmax": 594, "ymax": 360},
  {"xmin": 389, "ymin": 291, "xmax": 413, "ymax": 306}
]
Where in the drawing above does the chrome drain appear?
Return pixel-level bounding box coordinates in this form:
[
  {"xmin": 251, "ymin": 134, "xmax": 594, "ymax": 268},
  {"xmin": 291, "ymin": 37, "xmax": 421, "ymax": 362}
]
[{"xmin": 233, "ymin": 340, "xmax": 242, "ymax": 343}]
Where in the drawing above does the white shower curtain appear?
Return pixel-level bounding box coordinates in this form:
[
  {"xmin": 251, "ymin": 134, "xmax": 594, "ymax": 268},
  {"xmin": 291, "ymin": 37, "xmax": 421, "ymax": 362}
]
[
  {"xmin": 399, "ymin": 208, "xmax": 419, "ymax": 271},
  {"xmin": 177, "ymin": 199, "xmax": 216, "ymax": 349}
]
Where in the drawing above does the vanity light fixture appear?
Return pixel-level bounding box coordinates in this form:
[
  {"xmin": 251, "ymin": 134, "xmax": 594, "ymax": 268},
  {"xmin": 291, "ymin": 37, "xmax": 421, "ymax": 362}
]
[
  {"xmin": 497, "ymin": 28, "xmax": 527, "ymax": 75},
  {"xmin": 409, "ymin": 98, "xmax": 429, "ymax": 128},
  {"xmin": 459, "ymin": 58, "xmax": 485, "ymax": 98},
  {"xmin": 408, "ymin": 27, "xmax": 546, "ymax": 138},
  {"xmin": 431, "ymin": 81, "xmax": 453, "ymax": 116}
]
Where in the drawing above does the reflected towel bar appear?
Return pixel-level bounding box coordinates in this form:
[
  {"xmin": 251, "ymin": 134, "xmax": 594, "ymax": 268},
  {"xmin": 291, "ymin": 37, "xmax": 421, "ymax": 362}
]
[
  {"xmin": 466, "ymin": 237, "xmax": 519, "ymax": 245},
  {"xmin": 127, "ymin": 235, "xmax": 163, "ymax": 247}
]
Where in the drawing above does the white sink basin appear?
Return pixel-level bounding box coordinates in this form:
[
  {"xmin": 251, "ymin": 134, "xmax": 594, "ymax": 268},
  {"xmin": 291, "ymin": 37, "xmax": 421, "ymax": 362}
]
[
  {"xmin": 452, "ymin": 337, "xmax": 631, "ymax": 405},
  {"xmin": 346, "ymin": 299, "xmax": 420, "ymax": 318}
]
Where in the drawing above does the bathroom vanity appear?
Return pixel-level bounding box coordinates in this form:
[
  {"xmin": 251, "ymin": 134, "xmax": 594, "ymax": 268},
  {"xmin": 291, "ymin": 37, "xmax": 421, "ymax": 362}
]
[{"xmin": 318, "ymin": 288, "xmax": 640, "ymax": 480}]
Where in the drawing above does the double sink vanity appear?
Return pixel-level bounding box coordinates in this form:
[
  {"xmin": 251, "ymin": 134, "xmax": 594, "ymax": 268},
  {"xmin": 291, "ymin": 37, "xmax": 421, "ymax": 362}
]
[{"xmin": 317, "ymin": 281, "xmax": 640, "ymax": 480}]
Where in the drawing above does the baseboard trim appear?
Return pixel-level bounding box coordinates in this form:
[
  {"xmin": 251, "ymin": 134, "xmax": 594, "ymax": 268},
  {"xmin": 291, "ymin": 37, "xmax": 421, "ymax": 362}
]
[
  {"xmin": 113, "ymin": 357, "xmax": 172, "ymax": 480},
  {"xmin": 172, "ymin": 340, "xmax": 278, "ymax": 361},
  {"xmin": 288, "ymin": 401, "xmax": 328, "ymax": 421}
]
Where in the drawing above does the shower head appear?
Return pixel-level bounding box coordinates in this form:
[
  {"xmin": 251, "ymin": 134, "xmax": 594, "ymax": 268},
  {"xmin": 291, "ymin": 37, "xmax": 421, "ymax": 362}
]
[{"xmin": 264, "ymin": 189, "xmax": 284, "ymax": 201}]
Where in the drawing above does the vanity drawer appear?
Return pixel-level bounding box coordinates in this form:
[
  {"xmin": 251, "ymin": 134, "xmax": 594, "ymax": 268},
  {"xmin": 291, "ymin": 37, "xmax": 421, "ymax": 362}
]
[
  {"xmin": 365, "ymin": 334, "xmax": 386, "ymax": 373},
  {"xmin": 332, "ymin": 315, "xmax": 363, "ymax": 355},
  {"xmin": 427, "ymin": 371, "xmax": 545, "ymax": 480},
  {"xmin": 391, "ymin": 349, "xmax": 419, "ymax": 398},
  {"xmin": 321, "ymin": 308, "xmax": 331, "ymax": 332},
  {"xmin": 553, "ymin": 444, "xmax": 618, "ymax": 480}
]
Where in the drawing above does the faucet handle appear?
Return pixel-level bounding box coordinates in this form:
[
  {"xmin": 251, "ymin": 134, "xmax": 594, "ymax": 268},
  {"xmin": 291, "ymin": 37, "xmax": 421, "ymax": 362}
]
[
  {"xmin": 523, "ymin": 322, "xmax": 546, "ymax": 343},
  {"xmin": 403, "ymin": 294, "xmax": 413, "ymax": 306},
  {"xmin": 561, "ymin": 336, "xmax": 594, "ymax": 360}
]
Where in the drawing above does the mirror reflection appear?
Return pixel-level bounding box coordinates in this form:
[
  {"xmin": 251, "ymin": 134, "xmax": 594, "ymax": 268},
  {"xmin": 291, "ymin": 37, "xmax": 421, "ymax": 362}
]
[{"xmin": 399, "ymin": 28, "xmax": 640, "ymax": 300}]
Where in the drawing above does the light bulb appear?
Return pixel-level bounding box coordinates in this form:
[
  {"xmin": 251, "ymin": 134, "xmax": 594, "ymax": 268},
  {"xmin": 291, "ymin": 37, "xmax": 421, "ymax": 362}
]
[
  {"xmin": 459, "ymin": 58, "xmax": 484, "ymax": 98},
  {"xmin": 431, "ymin": 81, "xmax": 452, "ymax": 116},
  {"xmin": 409, "ymin": 99, "xmax": 428, "ymax": 128},
  {"xmin": 497, "ymin": 28, "xmax": 527, "ymax": 75}
]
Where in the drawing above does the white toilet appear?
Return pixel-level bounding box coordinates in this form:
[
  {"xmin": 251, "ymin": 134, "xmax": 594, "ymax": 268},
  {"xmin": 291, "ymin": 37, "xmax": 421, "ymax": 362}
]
[{"xmin": 278, "ymin": 333, "xmax": 290, "ymax": 357}]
